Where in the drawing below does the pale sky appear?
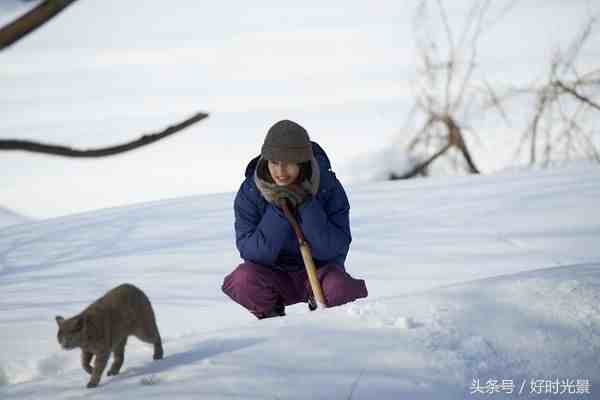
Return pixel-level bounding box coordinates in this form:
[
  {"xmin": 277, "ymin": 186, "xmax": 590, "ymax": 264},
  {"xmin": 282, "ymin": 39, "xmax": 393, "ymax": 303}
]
[{"xmin": 1, "ymin": 0, "xmax": 597, "ymax": 218}]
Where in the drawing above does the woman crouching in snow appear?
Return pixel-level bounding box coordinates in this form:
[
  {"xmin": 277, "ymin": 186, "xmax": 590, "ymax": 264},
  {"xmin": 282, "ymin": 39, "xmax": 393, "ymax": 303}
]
[{"xmin": 222, "ymin": 119, "xmax": 368, "ymax": 319}]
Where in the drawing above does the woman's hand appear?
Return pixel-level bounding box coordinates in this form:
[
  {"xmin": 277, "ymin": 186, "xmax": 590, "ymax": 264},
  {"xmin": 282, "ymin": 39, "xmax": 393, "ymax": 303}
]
[{"xmin": 274, "ymin": 183, "xmax": 308, "ymax": 208}]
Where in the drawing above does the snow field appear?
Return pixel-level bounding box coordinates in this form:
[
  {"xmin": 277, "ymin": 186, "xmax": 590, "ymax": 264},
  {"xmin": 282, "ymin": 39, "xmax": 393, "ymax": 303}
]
[{"xmin": 0, "ymin": 164, "xmax": 599, "ymax": 399}]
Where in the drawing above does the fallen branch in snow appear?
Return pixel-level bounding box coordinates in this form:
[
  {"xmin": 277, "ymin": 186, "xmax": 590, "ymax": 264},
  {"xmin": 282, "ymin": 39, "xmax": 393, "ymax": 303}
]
[
  {"xmin": 0, "ymin": 112, "xmax": 209, "ymax": 158},
  {"xmin": 0, "ymin": 0, "xmax": 79, "ymax": 51}
]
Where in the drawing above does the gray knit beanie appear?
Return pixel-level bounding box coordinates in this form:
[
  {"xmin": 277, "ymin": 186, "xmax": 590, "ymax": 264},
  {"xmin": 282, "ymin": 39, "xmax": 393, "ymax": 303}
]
[{"xmin": 261, "ymin": 120, "xmax": 313, "ymax": 163}]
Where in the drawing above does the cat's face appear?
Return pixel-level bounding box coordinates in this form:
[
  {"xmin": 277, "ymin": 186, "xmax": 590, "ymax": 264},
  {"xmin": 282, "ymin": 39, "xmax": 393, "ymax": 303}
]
[{"xmin": 55, "ymin": 315, "xmax": 84, "ymax": 350}]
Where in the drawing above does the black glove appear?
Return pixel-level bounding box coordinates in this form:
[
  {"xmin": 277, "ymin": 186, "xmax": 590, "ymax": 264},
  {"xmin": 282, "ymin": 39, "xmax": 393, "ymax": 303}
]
[{"xmin": 274, "ymin": 183, "xmax": 308, "ymax": 209}]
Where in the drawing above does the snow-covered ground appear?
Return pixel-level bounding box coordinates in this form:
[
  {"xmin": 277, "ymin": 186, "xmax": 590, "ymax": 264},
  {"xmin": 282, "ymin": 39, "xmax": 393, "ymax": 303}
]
[
  {"xmin": 0, "ymin": 207, "xmax": 31, "ymax": 229},
  {"xmin": 1, "ymin": 163, "xmax": 599, "ymax": 399}
]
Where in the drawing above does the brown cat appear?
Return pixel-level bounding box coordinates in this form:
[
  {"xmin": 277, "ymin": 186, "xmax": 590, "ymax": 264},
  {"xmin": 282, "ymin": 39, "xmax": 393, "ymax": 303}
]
[{"xmin": 55, "ymin": 283, "xmax": 164, "ymax": 388}]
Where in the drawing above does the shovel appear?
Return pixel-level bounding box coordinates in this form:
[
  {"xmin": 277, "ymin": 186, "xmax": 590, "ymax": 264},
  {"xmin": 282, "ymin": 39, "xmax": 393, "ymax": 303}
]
[{"xmin": 280, "ymin": 199, "xmax": 327, "ymax": 310}]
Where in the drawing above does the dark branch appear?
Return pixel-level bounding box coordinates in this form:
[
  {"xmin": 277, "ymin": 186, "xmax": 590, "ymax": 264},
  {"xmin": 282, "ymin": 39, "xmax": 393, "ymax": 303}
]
[
  {"xmin": 433, "ymin": 112, "xmax": 480, "ymax": 173},
  {"xmin": 0, "ymin": 112, "xmax": 209, "ymax": 157},
  {"xmin": 554, "ymin": 80, "xmax": 600, "ymax": 112},
  {"xmin": 0, "ymin": 0, "xmax": 79, "ymax": 51},
  {"xmin": 391, "ymin": 142, "xmax": 452, "ymax": 180}
]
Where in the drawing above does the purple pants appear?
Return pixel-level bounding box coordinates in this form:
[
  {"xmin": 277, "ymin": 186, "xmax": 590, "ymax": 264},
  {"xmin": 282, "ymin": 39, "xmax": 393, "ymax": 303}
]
[{"xmin": 222, "ymin": 262, "xmax": 368, "ymax": 316}]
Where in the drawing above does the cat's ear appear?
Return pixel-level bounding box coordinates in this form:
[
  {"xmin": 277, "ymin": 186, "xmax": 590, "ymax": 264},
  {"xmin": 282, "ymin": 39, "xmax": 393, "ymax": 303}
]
[{"xmin": 55, "ymin": 316, "xmax": 64, "ymax": 326}]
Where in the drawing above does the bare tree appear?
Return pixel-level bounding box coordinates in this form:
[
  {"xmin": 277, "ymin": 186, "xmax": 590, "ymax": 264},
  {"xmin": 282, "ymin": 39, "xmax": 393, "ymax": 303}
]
[
  {"xmin": 395, "ymin": 1, "xmax": 598, "ymax": 179},
  {"xmin": 395, "ymin": 0, "xmax": 509, "ymax": 179},
  {"xmin": 515, "ymin": 18, "xmax": 600, "ymax": 166}
]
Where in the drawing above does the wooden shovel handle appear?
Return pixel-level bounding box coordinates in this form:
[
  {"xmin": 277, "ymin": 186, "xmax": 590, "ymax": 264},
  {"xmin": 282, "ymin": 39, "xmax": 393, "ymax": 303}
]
[{"xmin": 280, "ymin": 199, "xmax": 327, "ymax": 308}]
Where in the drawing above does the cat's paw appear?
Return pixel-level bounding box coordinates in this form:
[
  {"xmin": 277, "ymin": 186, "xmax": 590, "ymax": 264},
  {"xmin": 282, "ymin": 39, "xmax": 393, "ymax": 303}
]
[{"xmin": 86, "ymin": 381, "xmax": 99, "ymax": 389}]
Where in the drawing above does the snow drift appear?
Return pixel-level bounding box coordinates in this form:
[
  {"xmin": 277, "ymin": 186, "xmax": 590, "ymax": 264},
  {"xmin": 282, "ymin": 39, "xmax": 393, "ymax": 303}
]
[
  {"xmin": 0, "ymin": 164, "xmax": 599, "ymax": 399},
  {"xmin": 0, "ymin": 206, "xmax": 31, "ymax": 229}
]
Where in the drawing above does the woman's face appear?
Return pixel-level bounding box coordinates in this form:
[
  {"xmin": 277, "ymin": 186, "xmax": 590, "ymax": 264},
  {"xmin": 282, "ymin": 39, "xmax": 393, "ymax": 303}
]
[{"xmin": 267, "ymin": 160, "xmax": 300, "ymax": 186}]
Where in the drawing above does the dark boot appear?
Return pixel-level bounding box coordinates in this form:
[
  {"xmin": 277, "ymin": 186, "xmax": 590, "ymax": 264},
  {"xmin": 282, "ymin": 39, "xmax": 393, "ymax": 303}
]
[{"xmin": 255, "ymin": 301, "xmax": 286, "ymax": 319}]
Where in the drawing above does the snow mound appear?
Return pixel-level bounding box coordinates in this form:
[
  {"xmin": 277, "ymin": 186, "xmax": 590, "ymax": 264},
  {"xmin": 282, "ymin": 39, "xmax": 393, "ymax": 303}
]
[
  {"xmin": 0, "ymin": 206, "xmax": 31, "ymax": 229},
  {"xmin": 0, "ymin": 165, "xmax": 599, "ymax": 399},
  {"xmin": 340, "ymin": 144, "xmax": 420, "ymax": 184}
]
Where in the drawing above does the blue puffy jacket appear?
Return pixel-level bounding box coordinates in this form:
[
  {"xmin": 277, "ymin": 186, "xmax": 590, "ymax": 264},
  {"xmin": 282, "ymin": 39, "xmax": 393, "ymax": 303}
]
[{"xmin": 234, "ymin": 142, "xmax": 351, "ymax": 272}]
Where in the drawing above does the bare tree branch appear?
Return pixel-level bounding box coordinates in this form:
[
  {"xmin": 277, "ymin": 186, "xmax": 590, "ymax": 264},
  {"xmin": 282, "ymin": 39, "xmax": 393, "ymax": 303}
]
[
  {"xmin": 558, "ymin": 17, "xmax": 595, "ymax": 75},
  {"xmin": 392, "ymin": 142, "xmax": 452, "ymax": 179},
  {"xmin": 404, "ymin": 0, "xmax": 598, "ymax": 177},
  {"xmin": 528, "ymin": 89, "xmax": 550, "ymax": 164},
  {"xmin": 480, "ymin": 80, "xmax": 512, "ymax": 127},
  {"xmin": 0, "ymin": 112, "xmax": 209, "ymax": 157},
  {"xmin": 451, "ymin": 0, "xmax": 491, "ymax": 112},
  {"xmin": 1, "ymin": 2, "xmax": 213, "ymax": 160},
  {"xmin": 514, "ymin": 16, "xmax": 599, "ymax": 166},
  {"xmin": 554, "ymin": 80, "xmax": 600, "ymax": 112},
  {"xmin": 400, "ymin": 0, "xmax": 514, "ymax": 178},
  {"xmin": 439, "ymin": 112, "xmax": 480, "ymax": 173},
  {"xmin": 0, "ymin": 0, "xmax": 79, "ymax": 51},
  {"xmin": 486, "ymin": 0, "xmax": 520, "ymax": 31},
  {"xmin": 435, "ymin": 0, "xmax": 455, "ymax": 110},
  {"xmin": 436, "ymin": 0, "xmax": 455, "ymax": 54}
]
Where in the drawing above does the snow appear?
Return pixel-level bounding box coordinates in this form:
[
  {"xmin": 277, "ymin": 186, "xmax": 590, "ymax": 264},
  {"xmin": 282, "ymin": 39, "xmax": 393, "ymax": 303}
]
[
  {"xmin": 1, "ymin": 163, "xmax": 599, "ymax": 399},
  {"xmin": 0, "ymin": 207, "xmax": 31, "ymax": 229},
  {"xmin": 1, "ymin": 1, "xmax": 599, "ymax": 397},
  {"xmin": 338, "ymin": 139, "xmax": 421, "ymax": 183}
]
